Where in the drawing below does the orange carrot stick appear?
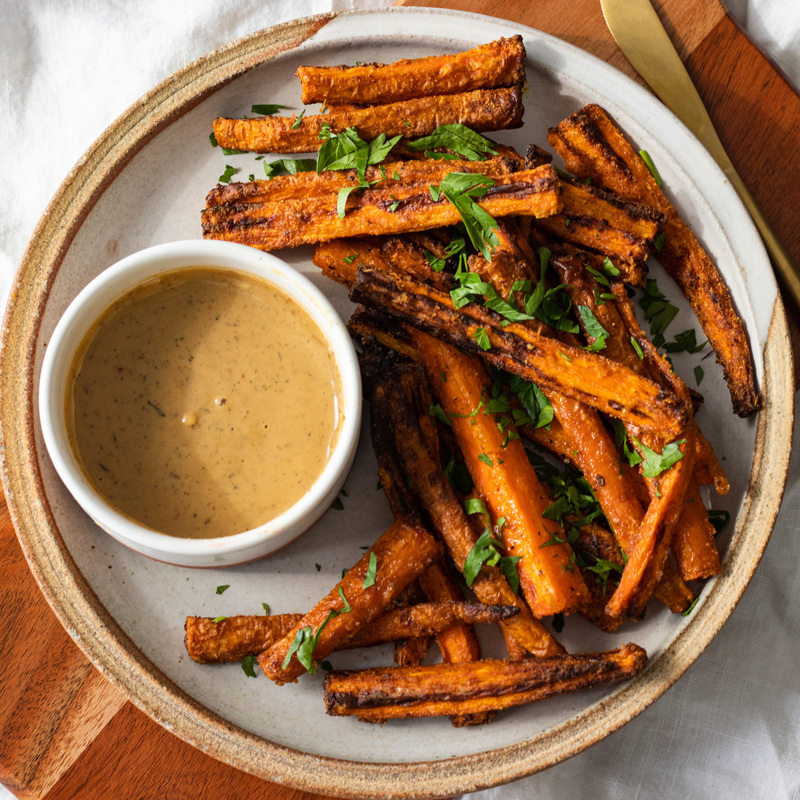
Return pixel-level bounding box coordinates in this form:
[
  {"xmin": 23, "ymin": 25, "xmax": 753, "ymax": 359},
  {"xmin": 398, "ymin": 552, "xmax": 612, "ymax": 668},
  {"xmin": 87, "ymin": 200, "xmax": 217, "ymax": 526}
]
[
  {"xmin": 412, "ymin": 330, "xmax": 589, "ymax": 618},
  {"xmin": 671, "ymin": 480, "xmax": 722, "ymax": 582}
]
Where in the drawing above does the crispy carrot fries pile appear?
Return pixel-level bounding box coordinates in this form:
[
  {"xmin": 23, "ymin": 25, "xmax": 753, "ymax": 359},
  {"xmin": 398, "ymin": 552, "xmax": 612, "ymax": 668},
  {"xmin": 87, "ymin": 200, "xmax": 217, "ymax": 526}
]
[{"xmin": 189, "ymin": 36, "xmax": 756, "ymax": 724}]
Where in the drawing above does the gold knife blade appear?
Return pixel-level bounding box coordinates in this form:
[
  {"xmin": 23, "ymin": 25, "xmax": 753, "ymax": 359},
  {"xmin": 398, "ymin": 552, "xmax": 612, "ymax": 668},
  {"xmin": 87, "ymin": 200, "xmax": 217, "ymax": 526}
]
[{"xmin": 600, "ymin": 0, "xmax": 800, "ymax": 308}]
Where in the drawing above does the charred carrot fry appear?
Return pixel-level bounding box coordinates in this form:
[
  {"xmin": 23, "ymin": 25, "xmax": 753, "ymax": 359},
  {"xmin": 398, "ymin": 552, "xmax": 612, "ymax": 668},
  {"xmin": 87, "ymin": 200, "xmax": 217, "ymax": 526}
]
[
  {"xmin": 350, "ymin": 267, "xmax": 690, "ymax": 437},
  {"xmin": 206, "ymin": 156, "xmax": 518, "ymax": 207},
  {"xmin": 202, "ymin": 166, "xmax": 562, "ymax": 250},
  {"xmin": 417, "ymin": 563, "xmax": 493, "ymax": 726},
  {"xmin": 323, "ymin": 644, "xmax": 647, "ymax": 721},
  {"xmin": 548, "ymin": 103, "xmax": 758, "ymax": 417},
  {"xmin": 533, "ymin": 180, "xmax": 664, "ymax": 285},
  {"xmin": 391, "ymin": 581, "xmax": 434, "ymax": 668},
  {"xmin": 314, "ymin": 236, "xmax": 455, "ymax": 293}
]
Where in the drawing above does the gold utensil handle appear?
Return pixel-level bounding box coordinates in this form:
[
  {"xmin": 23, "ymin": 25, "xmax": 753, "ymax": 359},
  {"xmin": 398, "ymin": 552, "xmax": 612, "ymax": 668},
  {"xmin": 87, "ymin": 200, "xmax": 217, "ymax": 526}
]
[{"xmin": 600, "ymin": 0, "xmax": 800, "ymax": 310}]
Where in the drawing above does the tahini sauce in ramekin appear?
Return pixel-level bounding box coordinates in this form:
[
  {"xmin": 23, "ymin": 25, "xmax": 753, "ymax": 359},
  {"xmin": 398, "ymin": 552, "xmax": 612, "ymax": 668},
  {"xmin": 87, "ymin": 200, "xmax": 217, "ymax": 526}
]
[{"xmin": 66, "ymin": 267, "xmax": 343, "ymax": 539}]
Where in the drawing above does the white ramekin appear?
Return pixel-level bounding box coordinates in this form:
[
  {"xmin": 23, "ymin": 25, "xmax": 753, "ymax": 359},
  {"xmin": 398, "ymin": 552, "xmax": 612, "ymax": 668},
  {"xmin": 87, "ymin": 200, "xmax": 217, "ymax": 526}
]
[{"xmin": 38, "ymin": 240, "xmax": 361, "ymax": 568}]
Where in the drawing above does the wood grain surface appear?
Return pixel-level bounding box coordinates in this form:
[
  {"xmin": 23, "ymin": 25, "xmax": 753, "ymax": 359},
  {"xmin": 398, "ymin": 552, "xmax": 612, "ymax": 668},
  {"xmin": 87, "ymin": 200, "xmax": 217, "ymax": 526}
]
[{"xmin": 2, "ymin": 0, "xmax": 798, "ymax": 797}]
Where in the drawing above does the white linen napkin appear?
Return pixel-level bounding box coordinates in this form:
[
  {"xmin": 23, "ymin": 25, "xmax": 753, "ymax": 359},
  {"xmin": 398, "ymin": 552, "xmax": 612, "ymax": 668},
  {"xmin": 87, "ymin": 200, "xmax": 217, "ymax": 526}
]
[{"xmin": 1, "ymin": 3, "xmax": 798, "ymax": 799}]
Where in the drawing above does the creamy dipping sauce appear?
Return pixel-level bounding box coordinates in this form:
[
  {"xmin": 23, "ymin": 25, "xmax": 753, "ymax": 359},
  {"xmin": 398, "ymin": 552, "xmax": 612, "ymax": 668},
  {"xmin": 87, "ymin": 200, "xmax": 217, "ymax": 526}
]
[{"xmin": 66, "ymin": 268, "xmax": 343, "ymax": 539}]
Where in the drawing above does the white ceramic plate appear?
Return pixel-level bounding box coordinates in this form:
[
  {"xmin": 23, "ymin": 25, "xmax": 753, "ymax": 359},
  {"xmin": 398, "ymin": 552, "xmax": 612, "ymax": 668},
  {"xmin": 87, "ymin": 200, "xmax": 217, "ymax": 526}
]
[{"xmin": 0, "ymin": 9, "xmax": 793, "ymax": 799}]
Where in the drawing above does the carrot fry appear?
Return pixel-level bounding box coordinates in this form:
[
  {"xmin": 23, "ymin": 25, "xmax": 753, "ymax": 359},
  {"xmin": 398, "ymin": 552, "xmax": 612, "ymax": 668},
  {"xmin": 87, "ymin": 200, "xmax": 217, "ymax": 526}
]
[
  {"xmin": 258, "ymin": 520, "xmax": 442, "ymax": 684},
  {"xmin": 213, "ymin": 86, "xmax": 523, "ymax": 153},
  {"xmin": 206, "ymin": 155, "xmax": 519, "ymax": 207},
  {"xmin": 606, "ymin": 432, "xmax": 695, "ymax": 619},
  {"xmin": 375, "ymin": 355, "xmax": 563, "ymax": 655},
  {"xmin": 350, "ymin": 267, "xmax": 690, "ymax": 436},
  {"xmin": 323, "ymin": 644, "xmax": 647, "ymax": 721},
  {"xmin": 313, "ymin": 235, "xmax": 454, "ymax": 292},
  {"xmin": 185, "ymin": 602, "xmax": 519, "ymax": 664},
  {"xmin": 202, "ymin": 166, "xmax": 562, "ymax": 250},
  {"xmin": 417, "ymin": 563, "xmax": 493, "ymax": 726},
  {"xmin": 671, "ymin": 481, "xmax": 722, "ymax": 582},
  {"xmin": 571, "ymin": 522, "xmax": 626, "ymax": 633},
  {"xmin": 185, "ymin": 614, "xmax": 303, "ymax": 664},
  {"xmin": 297, "ymin": 36, "xmax": 526, "ymax": 106},
  {"xmin": 533, "ymin": 180, "xmax": 664, "ymax": 284},
  {"xmin": 548, "ymin": 103, "xmax": 758, "ymax": 417},
  {"xmin": 523, "ymin": 418, "xmax": 695, "ymax": 614},
  {"xmin": 391, "ymin": 581, "xmax": 434, "ymax": 668},
  {"xmin": 412, "ymin": 331, "xmax": 589, "ymax": 618}
]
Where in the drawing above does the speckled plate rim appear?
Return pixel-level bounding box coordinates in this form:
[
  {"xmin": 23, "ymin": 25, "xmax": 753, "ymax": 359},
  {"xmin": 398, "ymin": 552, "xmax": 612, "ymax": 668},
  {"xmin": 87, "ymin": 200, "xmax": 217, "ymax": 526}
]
[{"xmin": 0, "ymin": 9, "xmax": 794, "ymax": 799}]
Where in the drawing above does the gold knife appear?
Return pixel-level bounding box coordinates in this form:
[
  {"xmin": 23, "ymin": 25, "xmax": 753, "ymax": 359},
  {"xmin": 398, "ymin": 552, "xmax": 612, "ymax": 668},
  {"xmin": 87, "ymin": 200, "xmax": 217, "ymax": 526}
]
[{"xmin": 600, "ymin": 0, "xmax": 800, "ymax": 308}]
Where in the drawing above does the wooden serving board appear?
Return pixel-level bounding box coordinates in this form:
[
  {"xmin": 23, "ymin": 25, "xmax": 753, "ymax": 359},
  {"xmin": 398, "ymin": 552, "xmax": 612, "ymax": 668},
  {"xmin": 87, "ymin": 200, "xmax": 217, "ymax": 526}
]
[{"xmin": 1, "ymin": 1, "xmax": 798, "ymax": 797}]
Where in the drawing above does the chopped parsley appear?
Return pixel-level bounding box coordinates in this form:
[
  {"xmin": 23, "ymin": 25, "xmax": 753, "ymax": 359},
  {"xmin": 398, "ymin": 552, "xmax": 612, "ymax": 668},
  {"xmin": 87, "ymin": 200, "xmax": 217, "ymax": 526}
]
[
  {"xmin": 527, "ymin": 450, "xmax": 606, "ymax": 531},
  {"xmin": 639, "ymin": 150, "xmax": 663, "ymax": 185},
  {"xmin": 505, "ymin": 372, "xmax": 553, "ymax": 429},
  {"xmin": 526, "ymin": 248, "xmax": 580, "ymax": 333},
  {"xmin": 263, "ymin": 157, "xmax": 316, "ymax": 179},
  {"xmin": 443, "ymin": 453, "xmax": 473, "ymax": 495},
  {"xmin": 362, "ymin": 551, "xmax": 378, "ymax": 589},
  {"xmin": 291, "ymin": 109, "xmax": 306, "ymax": 129},
  {"xmin": 338, "ymin": 586, "xmax": 352, "ymax": 612},
  {"xmin": 583, "ymin": 556, "xmax": 624, "ymax": 595},
  {"xmin": 215, "ymin": 584, "xmax": 230, "ymax": 594},
  {"xmin": 463, "ymin": 527, "xmax": 521, "ymax": 592},
  {"xmin": 577, "ymin": 305, "xmax": 609, "ymax": 351},
  {"xmin": 251, "ymin": 103, "xmax": 288, "ymax": 115},
  {"xmin": 633, "ymin": 437, "xmax": 686, "ymax": 478},
  {"xmin": 423, "ymin": 248, "xmax": 448, "ymax": 272},
  {"xmin": 241, "ymin": 655, "xmax": 258, "ymax": 678},
  {"xmin": 317, "ymin": 125, "xmax": 402, "ymax": 217},
  {"xmin": 664, "ymin": 328, "xmax": 707, "ymax": 354},
  {"xmin": 282, "ymin": 616, "xmax": 332, "ymax": 675},
  {"xmin": 472, "ymin": 326, "xmax": 491, "ymax": 351},
  {"xmin": 218, "ymin": 164, "xmax": 239, "ymax": 184},
  {"xmin": 639, "ymin": 278, "xmax": 678, "ymax": 347},
  {"xmin": 406, "ymin": 124, "xmax": 498, "ymax": 161},
  {"xmin": 434, "ymin": 172, "xmax": 500, "ymax": 260},
  {"xmin": 429, "ymin": 402, "xmax": 452, "ymax": 427},
  {"xmin": 681, "ymin": 597, "xmax": 699, "ymax": 616},
  {"xmin": 610, "ymin": 419, "xmax": 643, "ymax": 469}
]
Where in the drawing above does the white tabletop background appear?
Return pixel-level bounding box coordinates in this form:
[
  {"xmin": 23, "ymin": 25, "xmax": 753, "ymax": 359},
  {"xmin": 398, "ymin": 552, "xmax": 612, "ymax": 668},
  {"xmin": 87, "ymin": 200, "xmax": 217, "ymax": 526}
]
[{"xmin": 1, "ymin": 1, "xmax": 798, "ymax": 798}]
